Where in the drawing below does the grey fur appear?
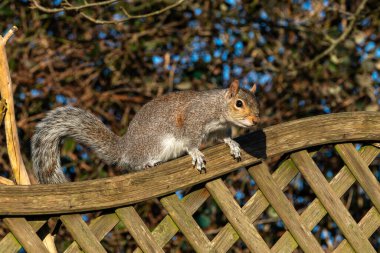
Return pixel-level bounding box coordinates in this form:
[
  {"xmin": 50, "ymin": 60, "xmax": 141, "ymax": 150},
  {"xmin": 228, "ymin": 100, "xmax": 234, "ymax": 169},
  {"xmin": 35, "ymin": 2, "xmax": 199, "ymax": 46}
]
[{"xmin": 32, "ymin": 85, "xmax": 259, "ymax": 184}]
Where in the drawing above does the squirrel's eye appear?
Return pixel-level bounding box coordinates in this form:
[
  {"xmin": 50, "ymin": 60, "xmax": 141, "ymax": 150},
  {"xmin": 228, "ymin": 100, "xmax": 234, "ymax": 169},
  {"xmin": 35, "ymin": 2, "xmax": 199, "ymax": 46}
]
[{"xmin": 236, "ymin": 100, "xmax": 243, "ymax": 108}]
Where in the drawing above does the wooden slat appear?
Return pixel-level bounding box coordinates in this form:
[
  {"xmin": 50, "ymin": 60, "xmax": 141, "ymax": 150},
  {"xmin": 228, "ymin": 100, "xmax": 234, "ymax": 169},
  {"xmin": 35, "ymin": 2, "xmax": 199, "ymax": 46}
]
[
  {"xmin": 206, "ymin": 179, "xmax": 271, "ymax": 253},
  {"xmin": 212, "ymin": 156, "xmax": 301, "ymax": 251},
  {"xmin": 334, "ymin": 206, "xmax": 380, "ymax": 253},
  {"xmin": 3, "ymin": 218, "xmax": 49, "ymax": 253},
  {"xmin": 180, "ymin": 188, "xmax": 211, "ymax": 213},
  {"xmin": 211, "ymin": 223, "xmax": 239, "ymax": 251},
  {"xmin": 335, "ymin": 143, "xmax": 380, "ymax": 212},
  {"xmin": 65, "ymin": 213, "xmax": 120, "ymax": 253},
  {"xmin": 116, "ymin": 207, "xmax": 164, "ymax": 253},
  {"xmin": 134, "ymin": 188, "xmax": 210, "ymax": 253},
  {"xmin": 161, "ymin": 194, "xmax": 214, "ymax": 252},
  {"xmin": 272, "ymin": 145, "xmax": 380, "ymax": 252},
  {"xmin": 0, "ymin": 176, "xmax": 14, "ymax": 185},
  {"xmin": 0, "ymin": 220, "xmax": 46, "ymax": 253},
  {"xmin": 2, "ymin": 112, "xmax": 380, "ymax": 215},
  {"xmin": 291, "ymin": 150, "xmax": 376, "ymax": 253},
  {"xmin": 60, "ymin": 214, "xmax": 106, "ymax": 253},
  {"xmin": 249, "ymin": 163, "xmax": 324, "ymax": 253}
]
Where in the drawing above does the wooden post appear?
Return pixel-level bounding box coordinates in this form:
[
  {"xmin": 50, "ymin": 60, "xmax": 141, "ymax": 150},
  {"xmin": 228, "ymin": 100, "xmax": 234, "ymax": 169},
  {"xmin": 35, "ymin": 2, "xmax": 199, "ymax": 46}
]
[{"xmin": 0, "ymin": 26, "xmax": 30, "ymax": 185}]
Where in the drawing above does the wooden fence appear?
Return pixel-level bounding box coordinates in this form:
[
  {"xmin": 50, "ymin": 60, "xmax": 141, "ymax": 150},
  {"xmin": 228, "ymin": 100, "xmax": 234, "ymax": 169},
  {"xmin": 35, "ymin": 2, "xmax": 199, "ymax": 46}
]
[{"xmin": 0, "ymin": 112, "xmax": 380, "ymax": 252}]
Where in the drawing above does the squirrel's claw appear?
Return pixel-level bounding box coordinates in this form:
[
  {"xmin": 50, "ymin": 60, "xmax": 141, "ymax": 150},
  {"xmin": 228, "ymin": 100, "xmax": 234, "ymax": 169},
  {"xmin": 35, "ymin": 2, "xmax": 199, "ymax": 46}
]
[
  {"xmin": 224, "ymin": 138, "xmax": 241, "ymax": 162},
  {"xmin": 194, "ymin": 156, "xmax": 206, "ymax": 172},
  {"xmin": 234, "ymin": 155, "xmax": 242, "ymax": 162},
  {"xmin": 189, "ymin": 149, "xmax": 206, "ymax": 173},
  {"xmin": 231, "ymin": 148, "xmax": 241, "ymax": 161}
]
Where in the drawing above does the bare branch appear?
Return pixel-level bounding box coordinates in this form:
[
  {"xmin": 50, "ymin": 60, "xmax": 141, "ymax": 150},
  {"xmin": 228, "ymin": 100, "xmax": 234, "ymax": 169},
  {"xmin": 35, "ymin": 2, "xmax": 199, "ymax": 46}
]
[
  {"xmin": 325, "ymin": 7, "xmax": 355, "ymax": 18},
  {"xmin": 31, "ymin": 0, "xmax": 187, "ymax": 24},
  {"xmin": 31, "ymin": 0, "xmax": 119, "ymax": 13},
  {"xmin": 79, "ymin": 12, "xmax": 129, "ymax": 24},
  {"xmin": 300, "ymin": 0, "xmax": 368, "ymax": 68},
  {"xmin": 121, "ymin": 0, "xmax": 185, "ymax": 19},
  {"xmin": 2, "ymin": 26, "xmax": 18, "ymax": 45}
]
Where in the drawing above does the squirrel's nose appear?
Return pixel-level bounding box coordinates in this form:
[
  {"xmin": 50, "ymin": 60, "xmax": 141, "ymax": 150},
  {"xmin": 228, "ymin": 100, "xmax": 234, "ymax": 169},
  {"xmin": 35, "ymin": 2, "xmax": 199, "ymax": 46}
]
[{"xmin": 248, "ymin": 115, "xmax": 260, "ymax": 125}]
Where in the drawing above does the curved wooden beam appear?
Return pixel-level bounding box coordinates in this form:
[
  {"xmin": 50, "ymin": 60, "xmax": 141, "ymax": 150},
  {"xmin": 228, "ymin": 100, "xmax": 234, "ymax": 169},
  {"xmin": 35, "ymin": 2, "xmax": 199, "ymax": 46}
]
[{"xmin": 0, "ymin": 112, "xmax": 379, "ymax": 215}]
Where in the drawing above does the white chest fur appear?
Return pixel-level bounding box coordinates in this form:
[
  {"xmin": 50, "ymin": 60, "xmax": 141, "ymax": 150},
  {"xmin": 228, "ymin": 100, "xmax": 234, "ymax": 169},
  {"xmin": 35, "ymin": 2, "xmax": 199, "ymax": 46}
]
[{"xmin": 159, "ymin": 135, "xmax": 188, "ymax": 162}]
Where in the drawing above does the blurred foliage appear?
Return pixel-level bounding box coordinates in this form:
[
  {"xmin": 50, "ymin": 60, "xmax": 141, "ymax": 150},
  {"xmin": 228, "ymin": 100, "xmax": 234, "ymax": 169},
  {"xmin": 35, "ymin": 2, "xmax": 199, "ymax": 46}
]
[{"xmin": 0, "ymin": 0, "xmax": 380, "ymax": 251}]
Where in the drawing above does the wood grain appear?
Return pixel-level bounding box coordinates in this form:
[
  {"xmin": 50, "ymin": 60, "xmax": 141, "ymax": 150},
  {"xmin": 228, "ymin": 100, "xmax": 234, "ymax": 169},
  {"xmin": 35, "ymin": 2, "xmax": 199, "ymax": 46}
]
[
  {"xmin": 271, "ymin": 145, "xmax": 380, "ymax": 252},
  {"xmin": 211, "ymin": 153, "xmax": 313, "ymax": 251},
  {"xmin": 335, "ymin": 143, "xmax": 380, "ymax": 212},
  {"xmin": 116, "ymin": 207, "xmax": 164, "ymax": 253},
  {"xmin": 60, "ymin": 214, "xmax": 106, "ymax": 253},
  {"xmin": 334, "ymin": 206, "xmax": 380, "ymax": 253},
  {"xmin": 3, "ymin": 218, "xmax": 49, "ymax": 253},
  {"xmin": 134, "ymin": 188, "xmax": 210, "ymax": 253},
  {"xmin": 0, "ymin": 220, "xmax": 46, "ymax": 253},
  {"xmin": 64, "ymin": 213, "xmax": 120, "ymax": 253},
  {"xmin": 161, "ymin": 194, "xmax": 214, "ymax": 252},
  {"xmin": 1, "ymin": 112, "xmax": 380, "ymax": 215},
  {"xmin": 206, "ymin": 179, "xmax": 271, "ymax": 253},
  {"xmin": 291, "ymin": 151, "xmax": 376, "ymax": 253},
  {"xmin": 249, "ymin": 163, "xmax": 324, "ymax": 253}
]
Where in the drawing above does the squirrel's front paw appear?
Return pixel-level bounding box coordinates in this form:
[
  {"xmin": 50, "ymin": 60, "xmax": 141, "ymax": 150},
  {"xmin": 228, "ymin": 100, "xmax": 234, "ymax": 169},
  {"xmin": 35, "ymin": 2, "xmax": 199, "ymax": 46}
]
[
  {"xmin": 188, "ymin": 149, "xmax": 206, "ymax": 173},
  {"xmin": 224, "ymin": 138, "xmax": 241, "ymax": 162}
]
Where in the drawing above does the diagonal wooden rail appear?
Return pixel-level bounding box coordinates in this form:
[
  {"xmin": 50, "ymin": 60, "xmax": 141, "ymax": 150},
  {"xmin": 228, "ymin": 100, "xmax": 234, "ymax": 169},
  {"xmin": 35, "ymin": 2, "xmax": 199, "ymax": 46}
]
[
  {"xmin": 249, "ymin": 163, "xmax": 324, "ymax": 253},
  {"xmin": 271, "ymin": 145, "xmax": 380, "ymax": 253},
  {"xmin": 291, "ymin": 151, "xmax": 376, "ymax": 252},
  {"xmin": 206, "ymin": 179, "xmax": 271, "ymax": 252}
]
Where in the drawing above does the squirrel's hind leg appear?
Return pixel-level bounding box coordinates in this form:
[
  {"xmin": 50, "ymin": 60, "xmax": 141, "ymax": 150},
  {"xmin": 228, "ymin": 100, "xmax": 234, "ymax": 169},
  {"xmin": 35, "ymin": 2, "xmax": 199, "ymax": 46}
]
[{"xmin": 143, "ymin": 160, "xmax": 163, "ymax": 169}]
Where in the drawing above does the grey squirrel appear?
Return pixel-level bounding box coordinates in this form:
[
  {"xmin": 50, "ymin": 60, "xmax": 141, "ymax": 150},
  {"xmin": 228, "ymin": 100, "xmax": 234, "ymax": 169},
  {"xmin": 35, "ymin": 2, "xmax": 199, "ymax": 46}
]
[{"xmin": 32, "ymin": 80, "xmax": 259, "ymax": 184}]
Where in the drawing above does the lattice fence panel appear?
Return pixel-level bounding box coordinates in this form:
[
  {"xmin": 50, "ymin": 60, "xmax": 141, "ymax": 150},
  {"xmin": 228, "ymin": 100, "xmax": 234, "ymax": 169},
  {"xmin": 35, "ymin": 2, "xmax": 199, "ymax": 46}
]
[{"xmin": 0, "ymin": 143, "xmax": 379, "ymax": 252}]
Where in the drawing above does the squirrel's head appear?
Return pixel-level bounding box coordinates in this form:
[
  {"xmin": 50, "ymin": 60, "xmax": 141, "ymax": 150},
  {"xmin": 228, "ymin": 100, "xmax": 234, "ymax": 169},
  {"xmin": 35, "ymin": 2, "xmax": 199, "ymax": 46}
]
[{"xmin": 224, "ymin": 80, "xmax": 259, "ymax": 128}]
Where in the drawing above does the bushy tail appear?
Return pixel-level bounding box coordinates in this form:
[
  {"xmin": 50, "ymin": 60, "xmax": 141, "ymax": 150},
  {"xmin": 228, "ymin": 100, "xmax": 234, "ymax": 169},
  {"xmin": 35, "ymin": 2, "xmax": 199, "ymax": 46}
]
[{"xmin": 32, "ymin": 106, "xmax": 123, "ymax": 184}]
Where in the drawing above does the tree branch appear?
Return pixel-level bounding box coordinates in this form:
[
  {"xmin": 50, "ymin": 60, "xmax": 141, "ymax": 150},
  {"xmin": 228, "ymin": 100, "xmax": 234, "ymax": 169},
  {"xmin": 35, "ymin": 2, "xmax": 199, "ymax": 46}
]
[
  {"xmin": 79, "ymin": 12, "xmax": 129, "ymax": 25},
  {"xmin": 300, "ymin": 0, "xmax": 368, "ymax": 68},
  {"xmin": 121, "ymin": 0, "xmax": 185, "ymax": 19},
  {"xmin": 31, "ymin": 0, "xmax": 187, "ymax": 24},
  {"xmin": 1, "ymin": 26, "xmax": 18, "ymax": 46},
  {"xmin": 31, "ymin": 0, "xmax": 119, "ymax": 13}
]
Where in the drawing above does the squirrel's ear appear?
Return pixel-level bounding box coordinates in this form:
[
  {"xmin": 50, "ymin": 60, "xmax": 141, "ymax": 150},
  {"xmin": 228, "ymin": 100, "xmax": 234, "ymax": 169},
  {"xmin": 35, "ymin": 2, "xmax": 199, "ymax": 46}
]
[
  {"xmin": 250, "ymin": 83, "xmax": 257, "ymax": 94},
  {"xmin": 228, "ymin": 80, "xmax": 240, "ymax": 97}
]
